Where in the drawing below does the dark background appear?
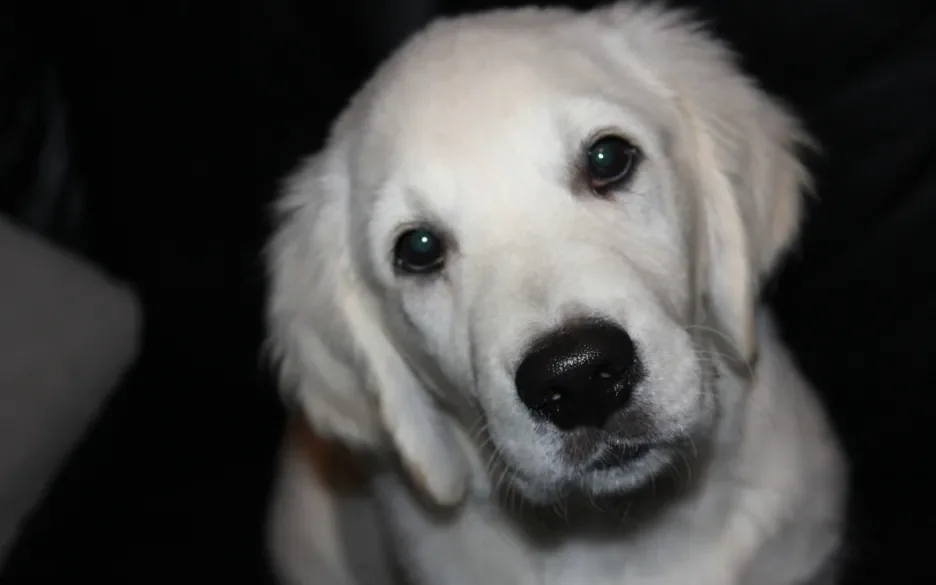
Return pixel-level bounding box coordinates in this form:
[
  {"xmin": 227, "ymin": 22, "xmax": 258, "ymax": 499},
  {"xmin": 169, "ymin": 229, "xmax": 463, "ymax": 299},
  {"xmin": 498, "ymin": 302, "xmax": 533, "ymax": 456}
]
[{"xmin": 1, "ymin": 0, "xmax": 934, "ymax": 582}]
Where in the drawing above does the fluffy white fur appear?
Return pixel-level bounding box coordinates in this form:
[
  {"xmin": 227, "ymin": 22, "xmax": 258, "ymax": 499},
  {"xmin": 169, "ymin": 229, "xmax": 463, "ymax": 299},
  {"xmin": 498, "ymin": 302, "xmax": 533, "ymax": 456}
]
[{"xmin": 264, "ymin": 3, "xmax": 847, "ymax": 584}]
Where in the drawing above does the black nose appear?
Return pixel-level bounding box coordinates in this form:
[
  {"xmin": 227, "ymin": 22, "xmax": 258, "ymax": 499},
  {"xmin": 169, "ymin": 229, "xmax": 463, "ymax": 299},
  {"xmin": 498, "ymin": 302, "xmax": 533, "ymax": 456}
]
[{"xmin": 515, "ymin": 321, "xmax": 643, "ymax": 430}]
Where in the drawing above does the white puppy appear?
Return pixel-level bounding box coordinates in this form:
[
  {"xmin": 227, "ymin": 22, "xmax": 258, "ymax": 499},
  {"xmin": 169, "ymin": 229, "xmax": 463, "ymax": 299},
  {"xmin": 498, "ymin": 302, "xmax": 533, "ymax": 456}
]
[{"xmin": 264, "ymin": 3, "xmax": 847, "ymax": 585}]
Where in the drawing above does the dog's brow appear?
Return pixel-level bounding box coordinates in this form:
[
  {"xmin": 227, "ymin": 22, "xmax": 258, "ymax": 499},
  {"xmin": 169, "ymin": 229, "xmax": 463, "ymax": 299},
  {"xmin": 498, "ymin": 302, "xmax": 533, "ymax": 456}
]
[{"xmin": 562, "ymin": 94, "xmax": 669, "ymax": 156}]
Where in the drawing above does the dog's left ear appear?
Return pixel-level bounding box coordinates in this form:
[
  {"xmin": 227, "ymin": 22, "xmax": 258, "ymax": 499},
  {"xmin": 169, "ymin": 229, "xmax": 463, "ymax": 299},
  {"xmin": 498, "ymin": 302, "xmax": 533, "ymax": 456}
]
[
  {"xmin": 596, "ymin": 5, "xmax": 812, "ymax": 364},
  {"xmin": 679, "ymin": 88, "xmax": 811, "ymax": 365}
]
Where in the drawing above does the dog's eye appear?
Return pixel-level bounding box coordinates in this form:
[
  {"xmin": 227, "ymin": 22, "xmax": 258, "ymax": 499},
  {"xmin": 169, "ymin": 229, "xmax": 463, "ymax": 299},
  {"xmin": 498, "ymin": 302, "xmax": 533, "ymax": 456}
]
[
  {"xmin": 585, "ymin": 135, "xmax": 639, "ymax": 193},
  {"xmin": 394, "ymin": 228, "xmax": 445, "ymax": 275}
]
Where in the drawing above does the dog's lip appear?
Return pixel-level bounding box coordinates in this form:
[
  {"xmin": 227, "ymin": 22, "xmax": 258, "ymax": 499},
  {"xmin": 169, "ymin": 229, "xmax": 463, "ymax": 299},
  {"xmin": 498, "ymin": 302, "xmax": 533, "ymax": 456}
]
[{"xmin": 587, "ymin": 443, "xmax": 652, "ymax": 471}]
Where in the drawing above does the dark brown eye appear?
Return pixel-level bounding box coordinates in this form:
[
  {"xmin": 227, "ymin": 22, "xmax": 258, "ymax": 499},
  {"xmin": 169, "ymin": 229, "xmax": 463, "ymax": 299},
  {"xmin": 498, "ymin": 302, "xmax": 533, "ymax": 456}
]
[
  {"xmin": 393, "ymin": 227, "xmax": 445, "ymax": 275},
  {"xmin": 585, "ymin": 135, "xmax": 640, "ymax": 193}
]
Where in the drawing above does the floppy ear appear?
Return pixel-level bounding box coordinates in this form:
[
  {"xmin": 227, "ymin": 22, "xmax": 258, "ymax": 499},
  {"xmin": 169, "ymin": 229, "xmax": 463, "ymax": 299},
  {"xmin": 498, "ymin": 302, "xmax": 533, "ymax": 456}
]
[
  {"xmin": 266, "ymin": 151, "xmax": 469, "ymax": 507},
  {"xmin": 678, "ymin": 90, "xmax": 810, "ymax": 365},
  {"xmin": 598, "ymin": 4, "xmax": 812, "ymax": 364}
]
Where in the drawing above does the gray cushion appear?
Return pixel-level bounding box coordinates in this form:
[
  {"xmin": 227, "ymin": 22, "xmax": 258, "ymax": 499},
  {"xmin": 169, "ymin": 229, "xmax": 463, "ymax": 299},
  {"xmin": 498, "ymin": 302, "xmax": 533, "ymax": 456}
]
[{"xmin": 0, "ymin": 215, "xmax": 142, "ymax": 562}]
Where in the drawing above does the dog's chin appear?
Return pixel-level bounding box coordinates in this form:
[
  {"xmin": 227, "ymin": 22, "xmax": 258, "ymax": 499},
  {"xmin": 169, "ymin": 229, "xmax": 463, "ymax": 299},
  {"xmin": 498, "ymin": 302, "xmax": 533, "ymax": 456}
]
[{"xmin": 504, "ymin": 445, "xmax": 677, "ymax": 507}]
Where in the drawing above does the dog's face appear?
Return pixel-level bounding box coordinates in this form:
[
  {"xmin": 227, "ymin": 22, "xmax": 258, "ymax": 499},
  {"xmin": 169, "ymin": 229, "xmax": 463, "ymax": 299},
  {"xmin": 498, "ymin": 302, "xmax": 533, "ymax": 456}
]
[{"xmin": 268, "ymin": 5, "xmax": 809, "ymax": 507}]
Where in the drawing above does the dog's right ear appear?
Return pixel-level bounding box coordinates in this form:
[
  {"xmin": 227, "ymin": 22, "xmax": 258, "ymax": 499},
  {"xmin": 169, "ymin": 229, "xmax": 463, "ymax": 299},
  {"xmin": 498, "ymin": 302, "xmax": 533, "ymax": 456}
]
[
  {"xmin": 265, "ymin": 150, "xmax": 470, "ymax": 506},
  {"xmin": 266, "ymin": 152, "xmax": 385, "ymax": 447}
]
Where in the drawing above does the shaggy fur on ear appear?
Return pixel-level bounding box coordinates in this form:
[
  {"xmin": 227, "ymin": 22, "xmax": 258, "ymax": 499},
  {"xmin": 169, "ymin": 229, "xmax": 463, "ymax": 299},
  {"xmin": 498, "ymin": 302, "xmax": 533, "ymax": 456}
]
[
  {"xmin": 266, "ymin": 150, "xmax": 469, "ymax": 507},
  {"xmin": 594, "ymin": 4, "xmax": 811, "ymax": 362}
]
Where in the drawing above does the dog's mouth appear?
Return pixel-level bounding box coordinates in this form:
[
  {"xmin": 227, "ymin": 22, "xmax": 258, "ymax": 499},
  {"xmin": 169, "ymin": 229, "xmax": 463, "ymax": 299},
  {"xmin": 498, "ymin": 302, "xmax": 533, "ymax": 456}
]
[{"xmin": 587, "ymin": 443, "xmax": 651, "ymax": 471}]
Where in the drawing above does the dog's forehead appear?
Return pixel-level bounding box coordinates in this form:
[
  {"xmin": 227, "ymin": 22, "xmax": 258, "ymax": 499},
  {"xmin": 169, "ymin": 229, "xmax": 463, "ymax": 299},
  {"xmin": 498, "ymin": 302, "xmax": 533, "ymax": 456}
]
[
  {"xmin": 347, "ymin": 21, "xmax": 666, "ymax": 200},
  {"xmin": 337, "ymin": 15, "xmax": 683, "ymax": 245},
  {"xmin": 365, "ymin": 30, "xmax": 583, "ymax": 158}
]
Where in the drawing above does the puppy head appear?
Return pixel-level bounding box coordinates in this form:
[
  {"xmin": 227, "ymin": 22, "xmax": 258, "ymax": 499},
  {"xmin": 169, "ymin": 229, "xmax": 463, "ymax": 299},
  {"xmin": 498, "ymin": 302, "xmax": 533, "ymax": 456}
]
[{"xmin": 267, "ymin": 4, "xmax": 810, "ymax": 507}]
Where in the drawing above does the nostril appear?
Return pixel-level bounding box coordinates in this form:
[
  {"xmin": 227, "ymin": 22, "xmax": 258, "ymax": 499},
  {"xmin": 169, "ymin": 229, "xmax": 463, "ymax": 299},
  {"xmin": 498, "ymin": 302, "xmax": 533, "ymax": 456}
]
[
  {"xmin": 538, "ymin": 385, "xmax": 569, "ymax": 410},
  {"xmin": 592, "ymin": 361, "xmax": 625, "ymax": 381},
  {"xmin": 534, "ymin": 385, "xmax": 578, "ymax": 427},
  {"xmin": 594, "ymin": 366, "xmax": 611, "ymax": 380}
]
